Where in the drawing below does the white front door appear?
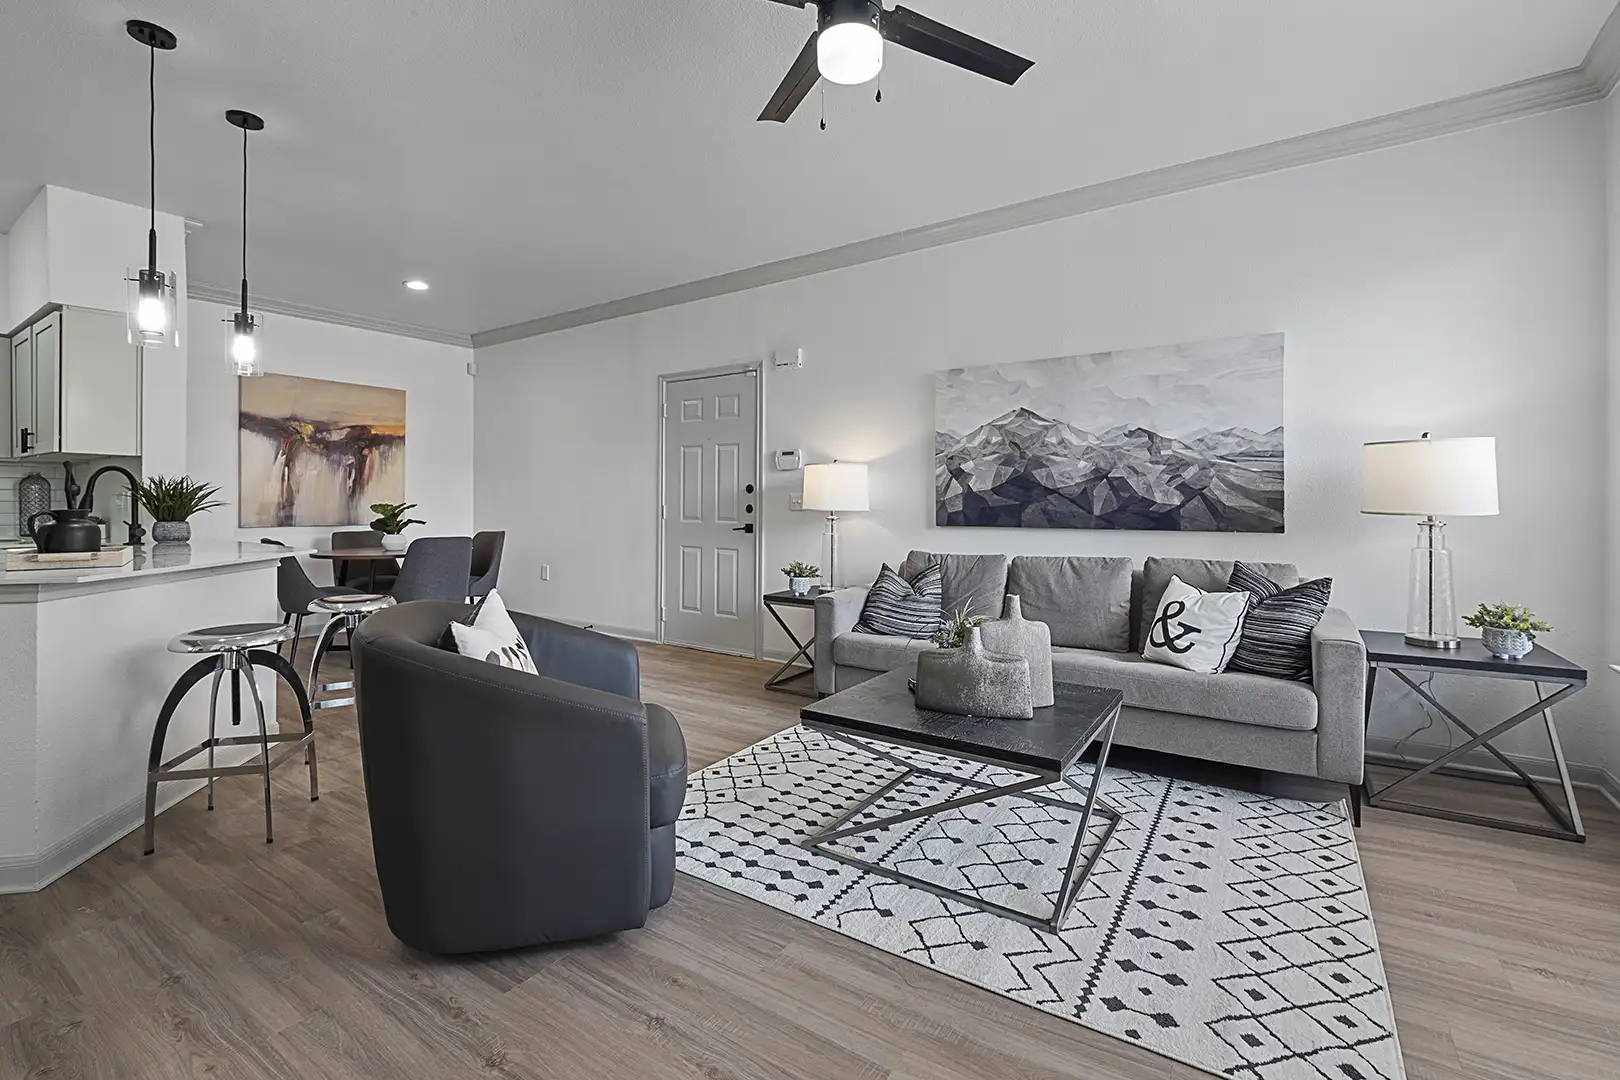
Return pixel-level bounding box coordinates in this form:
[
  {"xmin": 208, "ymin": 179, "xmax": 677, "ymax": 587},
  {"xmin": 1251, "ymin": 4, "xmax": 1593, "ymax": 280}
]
[{"xmin": 661, "ymin": 370, "xmax": 760, "ymax": 656}]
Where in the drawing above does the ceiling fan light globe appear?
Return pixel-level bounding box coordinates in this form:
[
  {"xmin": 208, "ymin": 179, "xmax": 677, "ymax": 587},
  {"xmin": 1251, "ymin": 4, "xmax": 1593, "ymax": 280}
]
[{"xmin": 817, "ymin": 22, "xmax": 882, "ymax": 85}]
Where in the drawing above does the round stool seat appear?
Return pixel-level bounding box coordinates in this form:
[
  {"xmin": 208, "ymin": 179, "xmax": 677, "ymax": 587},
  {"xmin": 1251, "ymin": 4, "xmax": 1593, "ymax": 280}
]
[
  {"xmin": 169, "ymin": 622, "xmax": 297, "ymax": 654},
  {"xmin": 309, "ymin": 593, "xmax": 395, "ymax": 616}
]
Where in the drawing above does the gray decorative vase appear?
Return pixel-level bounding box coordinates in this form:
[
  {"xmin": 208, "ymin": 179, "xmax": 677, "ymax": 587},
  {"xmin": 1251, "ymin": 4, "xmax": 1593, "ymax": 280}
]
[
  {"xmin": 1481, "ymin": 626, "xmax": 1533, "ymax": 660},
  {"xmin": 914, "ymin": 626, "xmax": 1033, "ymax": 720},
  {"xmin": 151, "ymin": 520, "xmax": 191, "ymax": 545},
  {"xmin": 16, "ymin": 472, "xmax": 51, "ymax": 527},
  {"xmin": 979, "ymin": 594, "xmax": 1054, "ymax": 708}
]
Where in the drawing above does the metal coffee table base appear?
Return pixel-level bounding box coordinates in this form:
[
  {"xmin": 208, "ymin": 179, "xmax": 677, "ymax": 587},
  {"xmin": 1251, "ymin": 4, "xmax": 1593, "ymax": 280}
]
[{"xmin": 801, "ymin": 722, "xmax": 1123, "ymax": 935}]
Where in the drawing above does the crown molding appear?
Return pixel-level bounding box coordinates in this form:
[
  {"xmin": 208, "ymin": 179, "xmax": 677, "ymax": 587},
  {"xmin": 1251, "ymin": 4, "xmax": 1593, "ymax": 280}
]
[
  {"xmin": 474, "ymin": 58, "xmax": 1608, "ymax": 350},
  {"xmin": 187, "ymin": 282, "xmax": 473, "ymax": 349},
  {"xmin": 1586, "ymin": 1, "xmax": 1620, "ymax": 96}
]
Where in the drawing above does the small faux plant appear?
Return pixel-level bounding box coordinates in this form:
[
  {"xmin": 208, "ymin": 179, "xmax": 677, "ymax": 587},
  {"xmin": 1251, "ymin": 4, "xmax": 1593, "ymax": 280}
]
[
  {"xmin": 783, "ymin": 561, "xmax": 820, "ymax": 578},
  {"xmin": 132, "ymin": 475, "xmax": 225, "ymax": 522},
  {"xmin": 369, "ymin": 501, "xmax": 426, "ymax": 536},
  {"xmin": 930, "ymin": 606, "xmax": 983, "ymax": 649},
  {"xmin": 1463, "ymin": 603, "xmax": 1552, "ymax": 640}
]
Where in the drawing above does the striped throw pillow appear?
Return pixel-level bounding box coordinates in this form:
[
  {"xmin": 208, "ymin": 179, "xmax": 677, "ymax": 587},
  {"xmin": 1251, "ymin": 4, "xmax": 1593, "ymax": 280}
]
[
  {"xmin": 854, "ymin": 562, "xmax": 944, "ymax": 638},
  {"xmin": 1226, "ymin": 562, "xmax": 1333, "ymax": 681}
]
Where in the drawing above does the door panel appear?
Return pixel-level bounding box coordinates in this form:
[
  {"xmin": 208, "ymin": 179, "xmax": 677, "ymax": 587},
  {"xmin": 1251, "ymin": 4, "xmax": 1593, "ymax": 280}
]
[
  {"xmin": 661, "ymin": 370, "xmax": 759, "ymax": 656},
  {"xmin": 12, "ymin": 328, "xmax": 33, "ymax": 457},
  {"xmin": 31, "ymin": 311, "xmax": 60, "ymax": 455}
]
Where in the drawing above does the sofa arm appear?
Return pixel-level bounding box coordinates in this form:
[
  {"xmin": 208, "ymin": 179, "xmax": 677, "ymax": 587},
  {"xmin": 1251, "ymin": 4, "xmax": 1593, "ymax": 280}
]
[
  {"xmin": 814, "ymin": 587, "xmax": 869, "ymax": 695},
  {"xmin": 513, "ymin": 611, "xmax": 639, "ymax": 699},
  {"xmin": 1311, "ymin": 606, "xmax": 1367, "ymax": 785}
]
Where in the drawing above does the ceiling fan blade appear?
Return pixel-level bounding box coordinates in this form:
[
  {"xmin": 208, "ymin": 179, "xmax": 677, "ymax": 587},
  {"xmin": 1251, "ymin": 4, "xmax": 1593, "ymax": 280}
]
[
  {"xmin": 758, "ymin": 0, "xmax": 809, "ymax": 5},
  {"xmin": 758, "ymin": 32, "xmax": 821, "ymax": 122},
  {"xmin": 881, "ymin": 6, "xmax": 1034, "ymax": 85}
]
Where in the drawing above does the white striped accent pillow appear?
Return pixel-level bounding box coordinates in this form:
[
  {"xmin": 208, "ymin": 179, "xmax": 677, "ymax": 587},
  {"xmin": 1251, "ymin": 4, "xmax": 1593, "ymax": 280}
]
[
  {"xmin": 854, "ymin": 562, "xmax": 944, "ymax": 638},
  {"xmin": 1226, "ymin": 562, "xmax": 1333, "ymax": 681}
]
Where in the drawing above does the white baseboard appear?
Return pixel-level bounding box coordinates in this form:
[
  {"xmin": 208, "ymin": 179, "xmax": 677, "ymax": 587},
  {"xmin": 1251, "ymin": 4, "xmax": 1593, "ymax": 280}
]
[
  {"xmin": 1365, "ymin": 735, "xmax": 1620, "ymax": 813},
  {"xmin": 0, "ymin": 746, "xmax": 262, "ymax": 894}
]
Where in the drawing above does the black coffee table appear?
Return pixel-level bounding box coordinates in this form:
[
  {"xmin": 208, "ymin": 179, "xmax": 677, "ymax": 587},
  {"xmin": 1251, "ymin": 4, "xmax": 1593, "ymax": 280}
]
[{"xmin": 799, "ymin": 669, "xmax": 1126, "ymax": 934}]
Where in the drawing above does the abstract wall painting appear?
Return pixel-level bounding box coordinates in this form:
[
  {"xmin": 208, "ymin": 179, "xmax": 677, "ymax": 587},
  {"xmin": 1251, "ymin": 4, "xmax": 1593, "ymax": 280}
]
[
  {"xmin": 935, "ymin": 334, "xmax": 1284, "ymax": 532},
  {"xmin": 239, "ymin": 374, "xmax": 406, "ymax": 528}
]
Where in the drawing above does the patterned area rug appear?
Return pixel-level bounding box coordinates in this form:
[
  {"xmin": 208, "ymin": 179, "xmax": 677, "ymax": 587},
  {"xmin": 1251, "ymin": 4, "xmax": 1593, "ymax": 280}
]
[{"xmin": 675, "ymin": 726, "xmax": 1405, "ymax": 1080}]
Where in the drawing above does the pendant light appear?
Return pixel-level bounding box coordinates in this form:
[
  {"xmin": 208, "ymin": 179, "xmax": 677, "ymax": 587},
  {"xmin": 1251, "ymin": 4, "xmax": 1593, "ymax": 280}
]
[
  {"xmin": 124, "ymin": 20, "xmax": 179, "ymax": 348},
  {"xmin": 225, "ymin": 110, "xmax": 265, "ymax": 376}
]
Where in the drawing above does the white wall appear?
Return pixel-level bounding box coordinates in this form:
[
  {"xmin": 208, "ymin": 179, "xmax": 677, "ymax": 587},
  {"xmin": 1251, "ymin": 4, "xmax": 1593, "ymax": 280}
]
[
  {"xmin": 476, "ymin": 106, "xmax": 1611, "ymax": 770},
  {"xmin": 1606, "ymin": 90, "xmax": 1620, "ymax": 786},
  {"xmin": 6, "ymin": 191, "xmax": 47, "ymax": 329},
  {"xmin": 186, "ymin": 300, "xmax": 475, "ymax": 582}
]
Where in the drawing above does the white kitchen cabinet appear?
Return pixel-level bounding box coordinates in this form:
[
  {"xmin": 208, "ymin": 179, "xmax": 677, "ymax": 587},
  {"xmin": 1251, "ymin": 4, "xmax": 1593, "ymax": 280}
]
[{"xmin": 9, "ymin": 306, "xmax": 140, "ymax": 460}]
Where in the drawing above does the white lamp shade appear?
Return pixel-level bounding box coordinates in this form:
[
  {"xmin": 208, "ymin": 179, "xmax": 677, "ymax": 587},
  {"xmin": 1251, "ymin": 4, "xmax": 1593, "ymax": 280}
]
[
  {"xmin": 1361, "ymin": 436, "xmax": 1499, "ymax": 517},
  {"xmin": 802, "ymin": 462, "xmax": 869, "ymax": 512}
]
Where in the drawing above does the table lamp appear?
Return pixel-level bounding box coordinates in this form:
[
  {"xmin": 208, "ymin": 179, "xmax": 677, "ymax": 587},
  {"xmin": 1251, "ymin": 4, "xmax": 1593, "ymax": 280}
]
[
  {"xmin": 802, "ymin": 461, "xmax": 868, "ymax": 589},
  {"xmin": 1361, "ymin": 433, "xmax": 1498, "ymax": 648}
]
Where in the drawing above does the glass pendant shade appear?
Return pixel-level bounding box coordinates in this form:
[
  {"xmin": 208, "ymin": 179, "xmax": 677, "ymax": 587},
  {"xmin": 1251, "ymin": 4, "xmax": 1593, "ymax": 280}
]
[
  {"xmin": 227, "ymin": 310, "xmax": 263, "ymax": 377},
  {"xmin": 127, "ymin": 265, "xmax": 178, "ymax": 347}
]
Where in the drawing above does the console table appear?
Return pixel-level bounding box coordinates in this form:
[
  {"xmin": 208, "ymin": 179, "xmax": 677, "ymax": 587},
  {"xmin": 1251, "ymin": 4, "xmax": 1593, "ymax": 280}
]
[{"xmin": 1360, "ymin": 630, "xmax": 1587, "ymax": 842}]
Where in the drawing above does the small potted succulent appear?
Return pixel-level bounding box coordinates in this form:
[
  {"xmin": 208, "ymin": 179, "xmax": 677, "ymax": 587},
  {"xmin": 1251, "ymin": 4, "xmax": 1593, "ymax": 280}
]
[
  {"xmin": 133, "ymin": 475, "xmax": 225, "ymax": 545},
  {"xmin": 929, "ymin": 606, "xmax": 984, "ymax": 649},
  {"xmin": 369, "ymin": 501, "xmax": 425, "ymax": 552},
  {"xmin": 783, "ymin": 560, "xmax": 821, "ymax": 597},
  {"xmin": 1463, "ymin": 602, "xmax": 1551, "ymax": 660}
]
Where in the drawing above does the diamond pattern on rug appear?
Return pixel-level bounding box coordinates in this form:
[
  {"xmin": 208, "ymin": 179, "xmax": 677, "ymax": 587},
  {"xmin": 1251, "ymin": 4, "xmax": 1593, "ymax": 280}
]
[{"xmin": 676, "ymin": 726, "xmax": 1404, "ymax": 1080}]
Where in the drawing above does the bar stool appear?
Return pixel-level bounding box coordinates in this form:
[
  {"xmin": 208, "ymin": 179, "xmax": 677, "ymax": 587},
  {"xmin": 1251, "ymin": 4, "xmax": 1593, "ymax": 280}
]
[
  {"xmin": 308, "ymin": 594, "xmax": 396, "ymax": 710},
  {"xmin": 144, "ymin": 622, "xmax": 317, "ymax": 856}
]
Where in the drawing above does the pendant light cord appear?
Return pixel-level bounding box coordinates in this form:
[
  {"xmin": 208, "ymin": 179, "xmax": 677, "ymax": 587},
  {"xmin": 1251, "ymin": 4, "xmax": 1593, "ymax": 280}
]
[
  {"xmin": 240, "ymin": 121, "xmax": 249, "ymax": 312},
  {"xmin": 146, "ymin": 41, "xmax": 158, "ymax": 272}
]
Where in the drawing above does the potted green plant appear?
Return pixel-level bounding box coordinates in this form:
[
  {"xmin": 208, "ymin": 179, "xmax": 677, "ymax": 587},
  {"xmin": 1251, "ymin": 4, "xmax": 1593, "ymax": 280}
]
[
  {"xmin": 370, "ymin": 501, "xmax": 425, "ymax": 552},
  {"xmin": 783, "ymin": 560, "xmax": 821, "ymax": 597},
  {"xmin": 929, "ymin": 606, "xmax": 984, "ymax": 649},
  {"xmin": 132, "ymin": 475, "xmax": 225, "ymax": 545},
  {"xmin": 1462, "ymin": 603, "xmax": 1551, "ymax": 660}
]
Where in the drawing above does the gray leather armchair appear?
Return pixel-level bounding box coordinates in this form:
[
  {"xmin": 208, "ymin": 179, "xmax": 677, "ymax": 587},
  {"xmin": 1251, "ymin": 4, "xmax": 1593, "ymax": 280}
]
[{"xmin": 351, "ymin": 600, "xmax": 687, "ymax": 954}]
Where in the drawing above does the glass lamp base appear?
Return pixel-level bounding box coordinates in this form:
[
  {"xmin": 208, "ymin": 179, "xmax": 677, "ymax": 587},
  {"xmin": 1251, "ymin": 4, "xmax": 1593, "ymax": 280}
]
[
  {"xmin": 1405, "ymin": 516, "xmax": 1459, "ymax": 648},
  {"xmin": 1403, "ymin": 631, "xmax": 1461, "ymax": 650}
]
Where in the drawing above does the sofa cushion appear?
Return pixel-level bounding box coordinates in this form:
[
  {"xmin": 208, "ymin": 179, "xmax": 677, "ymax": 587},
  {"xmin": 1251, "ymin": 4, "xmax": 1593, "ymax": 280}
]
[
  {"xmin": 1138, "ymin": 557, "xmax": 1298, "ymax": 648},
  {"xmin": 646, "ymin": 702, "xmax": 688, "ymax": 829},
  {"xmin": 1050, "ymin": 646, "xmax": 1318, "ymax": 731},
  {"xmin": 901, "ymin": 551, "xmax": 1009, "ymax": 620},
  {"xmin": 1140, "ymin": 574, "xmax": 1250, "ymax": 675},
  {"xmin": 833, "ymin": 632, "xmax": 936, "ymax": 672},
  {"xmin": 1007, "ymin": 555, "xmax": 1133, "ymax": 652},
  {"xmin": 854, "ymin": 563, "xmax": 944, "ymax": 637},
  {"xmin": 1227, "ymin": 561, "xmax": 1334, "ymax": 681}
]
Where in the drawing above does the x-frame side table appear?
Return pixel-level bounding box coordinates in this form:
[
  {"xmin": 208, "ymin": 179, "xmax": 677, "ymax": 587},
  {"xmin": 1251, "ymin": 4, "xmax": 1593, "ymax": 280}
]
[
  {"xmin": 1360, "ymin": 630, "xmax": 1587, "ymax": 842},
  {"xmin": 762, "ymin": 590, "xmax": 819, "ymax": 695}
]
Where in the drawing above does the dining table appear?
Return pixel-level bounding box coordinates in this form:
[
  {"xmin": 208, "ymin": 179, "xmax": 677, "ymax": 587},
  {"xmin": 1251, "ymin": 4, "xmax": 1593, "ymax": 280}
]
[{"xmin": 309, "ymin": 546, "xmax": 402, "ymax": 592}]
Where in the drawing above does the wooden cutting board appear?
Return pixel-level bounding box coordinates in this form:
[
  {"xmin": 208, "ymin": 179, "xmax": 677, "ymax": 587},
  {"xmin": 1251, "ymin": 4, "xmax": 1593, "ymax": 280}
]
[{"xmin": 4, "ymin": 546, "xmax": 136, "ymax": 571}]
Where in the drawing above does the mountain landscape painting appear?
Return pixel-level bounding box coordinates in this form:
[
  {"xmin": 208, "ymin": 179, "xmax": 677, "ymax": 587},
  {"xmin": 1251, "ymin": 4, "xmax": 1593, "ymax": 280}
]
[{"xmin": 935, "ymin": 335, "xmax": 1284, "ymax": 532}]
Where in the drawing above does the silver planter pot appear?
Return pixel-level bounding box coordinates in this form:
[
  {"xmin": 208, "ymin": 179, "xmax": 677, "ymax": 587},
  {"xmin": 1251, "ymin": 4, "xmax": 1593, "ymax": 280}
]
[
  {"xmin": 913, "ymin": 626, "xmax": 1033, "ymax": 720},
  {"xmin": 1481, "ymin": 626, "xmax": 1533, "ymax": 659},
  {"xmin": 979, "ymin": 594, "xmax": 1054, "ymax": 708},
  {"xmin": 150, "ymin": 520, "xmax": 192, "ymax": 545}
]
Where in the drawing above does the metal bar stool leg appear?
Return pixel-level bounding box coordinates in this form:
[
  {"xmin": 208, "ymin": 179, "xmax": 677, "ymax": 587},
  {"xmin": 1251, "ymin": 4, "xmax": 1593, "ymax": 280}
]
[
  {"xmin": 205, "ymin": 661, "xmax": 223, "ymax": 810},
  {"xmin": 144, "ymin": 656, "xmax": 224, "ymax": 856},
  {"xmin": 249, "ymin": 648, "xmax": 318, "ymax": 800},
  {"xmin": 242, "ymin": 655, "xmax": 275, "ymax": 844},
  {"xmin": 307, "ymin": 615, "xmax": 346, "ymax": 696}
]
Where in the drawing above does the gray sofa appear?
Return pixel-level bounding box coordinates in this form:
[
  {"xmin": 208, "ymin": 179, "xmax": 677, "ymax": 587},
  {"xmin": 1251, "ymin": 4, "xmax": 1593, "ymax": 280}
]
[{"xmin": 814, "ymin": 552, "xmax": 1366, "ymax": 788}]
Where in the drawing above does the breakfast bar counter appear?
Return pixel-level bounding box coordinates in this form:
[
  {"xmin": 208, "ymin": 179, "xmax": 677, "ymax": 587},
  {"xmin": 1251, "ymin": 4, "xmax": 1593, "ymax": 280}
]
[{"xmin": 0, "ymin": 544, "xmax": 305, "ymax": 891}]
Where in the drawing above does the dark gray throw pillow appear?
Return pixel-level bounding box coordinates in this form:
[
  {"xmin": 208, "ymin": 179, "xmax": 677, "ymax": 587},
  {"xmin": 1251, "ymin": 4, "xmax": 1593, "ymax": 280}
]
[
  {"xmin": 1226, "ymin": 561, "xmax": 1332, "ymax": 681},
  {"xmin": 854, "ymin": 562, "xmax": 944, "ymax": 638}
]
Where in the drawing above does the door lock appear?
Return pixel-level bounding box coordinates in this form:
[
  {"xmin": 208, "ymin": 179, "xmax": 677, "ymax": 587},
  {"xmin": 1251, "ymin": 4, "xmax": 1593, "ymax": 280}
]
[{"xmin": 731, "ymin": 523, "xmax": 755, "ymax": 534}]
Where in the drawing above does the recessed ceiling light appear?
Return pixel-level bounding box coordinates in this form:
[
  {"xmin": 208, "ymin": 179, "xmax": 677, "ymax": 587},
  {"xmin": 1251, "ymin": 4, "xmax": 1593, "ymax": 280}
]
[{"xmin": 403, "ymin": 279, "xmax": 430, "ymax": 291}]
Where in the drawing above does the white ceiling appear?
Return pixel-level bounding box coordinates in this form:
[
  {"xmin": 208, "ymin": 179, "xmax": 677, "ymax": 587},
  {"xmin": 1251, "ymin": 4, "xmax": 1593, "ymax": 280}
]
[{"xmin": 0, "ymin": 0, "xmax": 1612, "ymax": 338}]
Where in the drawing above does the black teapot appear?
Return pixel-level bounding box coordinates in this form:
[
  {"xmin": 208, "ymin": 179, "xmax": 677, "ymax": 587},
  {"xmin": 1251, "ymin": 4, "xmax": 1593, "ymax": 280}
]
[{"xmin": 28, "ymin": 508, "xmax": 103, "ymax": 554}]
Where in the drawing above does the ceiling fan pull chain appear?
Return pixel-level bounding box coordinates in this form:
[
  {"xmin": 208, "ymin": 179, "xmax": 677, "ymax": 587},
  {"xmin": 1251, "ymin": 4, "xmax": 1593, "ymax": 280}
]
[
  {"xmin": 876, "ymin": 68, "xmax": 882, "ymax": 104},
  {"xmin": 820, "ymin": 81, "xmax": 827, "ymax": 130}
]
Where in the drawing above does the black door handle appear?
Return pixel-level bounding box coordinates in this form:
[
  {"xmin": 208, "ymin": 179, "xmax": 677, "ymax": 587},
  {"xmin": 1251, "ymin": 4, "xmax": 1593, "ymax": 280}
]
[
  {"xmin": 18, "ymin": 428, "xmax": 31, "ymax": 454},
  {"xmin": 732, "ymin": 523, "xmax": 755, "ymax": 534}
]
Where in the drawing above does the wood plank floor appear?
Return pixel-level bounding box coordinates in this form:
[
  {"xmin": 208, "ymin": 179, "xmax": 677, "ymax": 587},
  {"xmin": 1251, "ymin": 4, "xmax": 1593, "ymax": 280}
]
[{"xmin": 1, "ymin": 644, "xmax": 1617, "ymax": 1080}]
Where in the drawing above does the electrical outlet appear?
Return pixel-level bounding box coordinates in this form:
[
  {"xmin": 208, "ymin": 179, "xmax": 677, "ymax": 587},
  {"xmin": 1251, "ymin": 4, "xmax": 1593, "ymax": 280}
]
[
  {"xmin": 789, "ymin": 494, "xmax": 803, "ymax": 511},
  {"xmin": 541, "ymin": 564, "xmax": 551, "ymax": 581}
]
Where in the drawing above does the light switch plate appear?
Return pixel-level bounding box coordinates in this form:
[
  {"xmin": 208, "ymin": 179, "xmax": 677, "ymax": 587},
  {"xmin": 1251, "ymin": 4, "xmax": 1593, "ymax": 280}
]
[{"xmin": 789, "ymin": 494, "xmax": 803, "ymax": 511}]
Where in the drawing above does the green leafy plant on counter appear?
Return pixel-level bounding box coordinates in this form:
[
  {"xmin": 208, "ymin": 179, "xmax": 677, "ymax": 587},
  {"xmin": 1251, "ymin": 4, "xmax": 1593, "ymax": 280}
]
[
  {"xmin": 782, "ymin": 561, "xmax": 820, "ymax": 578},
  {"xmin": 1462, "ymin": 603, "xmax": 1552, "ymax": 640},
  {"xmin": 369, "ymin": 501, "xmax": 426, "ymax": 535},
  {"xmin": 930, "ymin": 605, "xmax": 984, "ymax": 649},
  {"xmin": 132, "ymin": 475, "xmax": 226, "ymax": 522}
]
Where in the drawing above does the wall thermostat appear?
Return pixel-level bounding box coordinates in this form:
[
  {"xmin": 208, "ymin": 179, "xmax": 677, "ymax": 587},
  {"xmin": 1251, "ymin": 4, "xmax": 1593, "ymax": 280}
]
[
  {"xmin": 774, "ymin": 449, "xmax": 802, "ymax": 471},
  {"xmin": 772, "ymin": 348, "xmax": 804, "ymax": 370}
]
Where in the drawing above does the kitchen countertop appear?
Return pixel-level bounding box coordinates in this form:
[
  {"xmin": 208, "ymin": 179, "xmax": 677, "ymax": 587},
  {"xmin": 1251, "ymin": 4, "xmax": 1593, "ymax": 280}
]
[{"xmin": 0, "ymin": 542, "xmax": 306, "ymax": 588}]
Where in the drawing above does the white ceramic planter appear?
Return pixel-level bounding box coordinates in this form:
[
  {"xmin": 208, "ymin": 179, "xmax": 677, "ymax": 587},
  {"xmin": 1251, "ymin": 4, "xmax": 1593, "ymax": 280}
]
[
  {"xmin": 1481, "ymin": 626, "xmax": 1533, "ymax": 659},
  {"xmin": 381, "ymin": 534, "xmax": 408, "ymax": 553},
  {"xmin": 789, "ymin": 576, "xmax": 817, "ymax": 597}
]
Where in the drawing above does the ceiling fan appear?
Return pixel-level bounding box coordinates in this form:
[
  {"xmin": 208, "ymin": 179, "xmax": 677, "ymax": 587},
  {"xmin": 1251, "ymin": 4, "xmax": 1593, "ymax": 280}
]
[{"xmin": 756, "ymin": 0, "xmax": 1034, "ymax": 123}]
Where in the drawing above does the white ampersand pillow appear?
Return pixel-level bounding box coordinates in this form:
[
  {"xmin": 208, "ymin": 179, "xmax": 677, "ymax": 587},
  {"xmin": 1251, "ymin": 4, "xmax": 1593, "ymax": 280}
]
[{"xmin": 1141, "ymin": 574, "xmax": 1250, "ymax": 675}]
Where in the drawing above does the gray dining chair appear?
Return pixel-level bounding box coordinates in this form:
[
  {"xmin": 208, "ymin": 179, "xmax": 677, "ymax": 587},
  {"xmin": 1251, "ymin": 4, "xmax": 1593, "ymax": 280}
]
[
  {"xmin": 391, "ymin": 537, "xmax": 474, "ymax": 603},
  {"xmin": 262, "ymin": 539, "xmax": 365, "ymax": 665},
  {"xmin": 468, "ymin": 531, "xmax": 506, "ymax": 602},
  {"xmin": 331, "ymin": 528, "xmax": 398, "ymax": 591}
]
